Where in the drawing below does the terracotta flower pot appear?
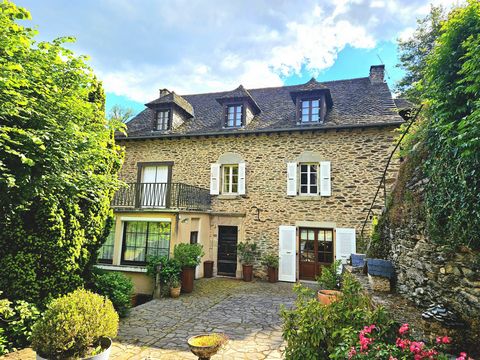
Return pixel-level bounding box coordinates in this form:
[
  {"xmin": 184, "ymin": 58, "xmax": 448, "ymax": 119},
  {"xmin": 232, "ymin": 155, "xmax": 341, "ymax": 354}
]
[
  {"xmin": 181, "ymin": 266, "xmax": 195, "ymax": 293},
  {"xmin": 267, "ymin": 266, "xmax": 278, "ymax": 283},
  {"xmin": 242, "ymin": 264, "xmax": 253, "ymax": 282},
  {"xmin": 170, "ymin": 286, "xmax": 181, "ymax": 298},
  {"xmin": 317, "ymin": 290, "xmax": 342, "ymax": 305}
]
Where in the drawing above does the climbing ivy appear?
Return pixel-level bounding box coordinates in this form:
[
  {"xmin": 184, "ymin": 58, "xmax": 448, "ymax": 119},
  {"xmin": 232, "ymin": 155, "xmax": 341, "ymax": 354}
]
[
  {"xmin": 421, "ymin": 0, "xmax": 480, "ymax": 250},
  {"xmin": 0, "ymin": 1, "xmax": 124, "ymax": 305}
]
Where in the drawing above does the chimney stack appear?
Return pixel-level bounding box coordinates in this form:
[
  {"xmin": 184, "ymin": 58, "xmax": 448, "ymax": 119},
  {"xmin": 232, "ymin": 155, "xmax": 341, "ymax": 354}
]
[
  {"xmin": 159, "ymin": 88, "xmax": 171, "ymax": 98},
  {"xmin": 369, "ymin": 65, "xmax": 385, "ymax": 84}
]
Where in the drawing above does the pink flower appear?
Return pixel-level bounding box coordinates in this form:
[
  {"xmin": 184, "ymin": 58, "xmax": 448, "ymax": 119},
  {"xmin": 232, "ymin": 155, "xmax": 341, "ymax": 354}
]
[
  {"xmin": 348, "ymin": 347, "xmax": 357, "ymax": 359},
  {"xmin": 409, "ymin": 341, "xmax": 424, "ymax": 354},
  {"xmin": 389, "ymin": 357, "xmax": 398, "ymax": 360},
  {"xmin": 456, "ymin": 352, "xmax": 468, "ymax": 360},
  {"xmin": 399, "ymin": 323, "xmax": 409, "ymax": 335},
  {"xmin": 396, "ymin": 337, "xmax": 410, "ymax": 349},
  {"xmin": 441, "ymin": 336, "xmax": 451, "ymax": 344}
]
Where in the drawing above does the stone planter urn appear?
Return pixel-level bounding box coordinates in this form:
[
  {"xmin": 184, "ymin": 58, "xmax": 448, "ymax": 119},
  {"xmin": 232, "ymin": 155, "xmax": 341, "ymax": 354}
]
[{"xmin": 187, "ymin": 333, "xmax": 228, "ymax": 360}]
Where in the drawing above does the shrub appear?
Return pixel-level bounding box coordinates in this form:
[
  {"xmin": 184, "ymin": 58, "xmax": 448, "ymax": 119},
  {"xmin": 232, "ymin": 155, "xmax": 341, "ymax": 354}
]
[
  {"xmin": 146, "ymin": 256, "xmax": 181, "ymax": 285},
  {"xmin": 173, "ymin": 244, "xmax": 204, "ymax": 268},
  {"xmin": 316, "ymin": 260, "xmax": 342, "ymax": 290},
  {"xmin": 261, "ymin": 253, "xmax": 279, "ymax": 269},
  {"xmin": 31, "ymin": 289, "xmax": 118, "ymax": 359},
  {"xmin": 0, "ymin": 292, "xmax": 40, "ymax": 355},
  {"xmin": 92, "ymin": 271, "xmax": 134, "ymax": 318},
  {"xmin": 281, "ymin": 273, "xmax": 395, "ymax": 360},
  {"xmin": 237, "ymin": 242, "xmax": 258, "ymax": 265}
]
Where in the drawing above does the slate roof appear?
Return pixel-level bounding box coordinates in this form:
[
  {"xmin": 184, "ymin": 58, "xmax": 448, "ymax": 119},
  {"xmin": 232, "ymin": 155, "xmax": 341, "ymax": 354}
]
[
  {"xmin": 216, "ymin": 85, "xmax": 261, "ymax": 114},
  {"xmin": 145, "ymin": 91, "xmax": 194, "ymax": 117},
  {"xmin": 121, "ymin": 75, "xmax": 404, "ymax": 139},
  {"xmin": 394, "ymin": 98, "xmax": 414, "ymax": 110}
]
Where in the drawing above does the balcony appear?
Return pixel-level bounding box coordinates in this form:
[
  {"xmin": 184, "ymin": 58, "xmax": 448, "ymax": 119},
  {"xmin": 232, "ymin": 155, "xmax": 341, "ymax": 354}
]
[{"xmin": 112, "ymin": 182, "xmax": 211, "ymax": 211}]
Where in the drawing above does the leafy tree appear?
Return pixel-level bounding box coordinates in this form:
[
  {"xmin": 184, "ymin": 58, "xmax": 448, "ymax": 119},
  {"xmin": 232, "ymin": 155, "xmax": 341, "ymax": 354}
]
[
  {"xmin": 396, "ymin": 5, "xmax": 446, "ymax": 102},
  {"xmin": 422, "ymin": 0, "xmax": 480, "ymax": 250},
  {"xmin": 108, "ymin": 104, "xmax": 133, "ymax": 123},
  {"xmin": 0, "ymin": 1, "xmax": 124, "ymax": 305}
]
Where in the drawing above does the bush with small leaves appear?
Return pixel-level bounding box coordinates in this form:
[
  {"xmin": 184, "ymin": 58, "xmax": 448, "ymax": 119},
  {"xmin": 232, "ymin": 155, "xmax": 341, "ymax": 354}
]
[
  {"xmin": 31, "ymin": 289, "xmax": 118, "ymax": 359},
  {"xmin": 92, "ymin": 271, "xmax": 134, "ymax": 318}
]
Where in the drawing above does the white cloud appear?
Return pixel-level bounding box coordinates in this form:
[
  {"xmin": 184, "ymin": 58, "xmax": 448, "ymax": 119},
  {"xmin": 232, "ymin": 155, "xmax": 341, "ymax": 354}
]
[{"xmin": 18, "ymin": 0, "xmax": 462, "ymax": 103}]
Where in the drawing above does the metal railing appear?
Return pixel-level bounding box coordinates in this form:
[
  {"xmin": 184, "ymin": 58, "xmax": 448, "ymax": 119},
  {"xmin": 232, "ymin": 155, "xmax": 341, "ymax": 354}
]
[
  {"xmin": 112, "ymin": 182, "xmax": 211, "ymax": 211},
  {"xmin": 360, "ymin": 106, "xmax": 423, "ymax": 243}
]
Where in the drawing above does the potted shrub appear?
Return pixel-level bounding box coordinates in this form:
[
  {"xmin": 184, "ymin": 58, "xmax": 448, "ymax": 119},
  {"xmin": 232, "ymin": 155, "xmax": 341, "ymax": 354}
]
[
  {"xmin": 237, "ymin": 242, "xmax": 258, "ymax": 282},
  {"xmin": 31, "ymin": 288, "xmax": 118, "ymax": 360},
  {"xmin": 174, "ymin": 243, "xmax": 204, "ymax": 293},
  {"xmin": 316, "ymin": 260, "xmax": 343, "ymax": 305},
  {"xmin": 261, "ymin": 253, "xmax": 279, "ymax": 283},
  {"xmin": 169, "ymin": 276, "xmax": 181, "ymax": 298},
  {"xmin": 146, "ymin": 256, "xmax": 181, "ymax": 298}
]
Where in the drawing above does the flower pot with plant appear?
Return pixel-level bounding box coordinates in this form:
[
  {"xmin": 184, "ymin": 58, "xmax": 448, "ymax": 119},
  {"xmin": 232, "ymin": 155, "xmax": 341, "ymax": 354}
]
[
  {"xmin": 316, "ymin": 260, "xmax": 343, "ymax": 305},
  {"xmin": 187, "ymin": 333, "xmax": 228, "ymax": 360},
  {"xmin": 31, "ymin": 289, "xmax": 118, "ymax": 360},
  {"xmin": 146, "ymin": 256, "xmax": 181, "ymax": 298},
  {"xmin": 173, "ymin": 243, "xmax": 205, "ymax": 293},
  {"xmin": 237, "ymin": 242, "xmax": 258, "ymax": 282},
  {"xmin": 169, "ymin": 276, "xmax": 181, "ymax": 298},
  {"xmin": 261, "ymin": 253, "xmax": 279, "ymax": 283}
]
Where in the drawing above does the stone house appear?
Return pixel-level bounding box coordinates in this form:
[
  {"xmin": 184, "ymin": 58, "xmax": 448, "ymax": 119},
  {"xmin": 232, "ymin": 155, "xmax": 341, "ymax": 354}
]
[{"xmin": 97, "ymin": 65, "xmax": 404, "ymax": 295}]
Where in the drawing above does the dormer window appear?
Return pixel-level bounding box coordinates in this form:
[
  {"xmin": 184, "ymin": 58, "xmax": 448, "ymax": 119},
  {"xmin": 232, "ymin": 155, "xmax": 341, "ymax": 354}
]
[
  {"xmin": 225, "ymin": 104, "xmax": 244, "ymax": 128},
  {"xmin": 156, "ymin": 109, "xmax": 171, "ymax": 131},
  {"xmin": 300, "ymin": 99, "xmax": 320, "ymax": 123}
]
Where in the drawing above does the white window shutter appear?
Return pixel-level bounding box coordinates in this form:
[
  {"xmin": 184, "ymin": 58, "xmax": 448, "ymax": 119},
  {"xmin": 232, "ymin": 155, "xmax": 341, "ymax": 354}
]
[
  {"xmin": 279, "ymin": 225, "xmax": 296, "ymax": 282},
  {"xmin": 210, "ymin": 163, "xmax": 220, "ymax": 195},
  {"xmin": 238, "ymin": 162, "xmax": 246, "ymax": 195},
  {"xmin": 286, "ymin": 162, "xmax": 297, "ymax": 196},
  {"xmin": 320, "ymin": 161, "xmax": 331, "ymax": 196},
  {"xmin": 335, "ymin": 228, "xmax": 356, "ymax": 264}
]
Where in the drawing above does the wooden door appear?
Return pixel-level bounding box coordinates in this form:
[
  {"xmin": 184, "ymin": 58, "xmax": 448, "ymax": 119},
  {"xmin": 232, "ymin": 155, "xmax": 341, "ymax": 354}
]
[
  {"xmin": 299, "ymin": 228, "xmax": 334, "ymax": 280},
  {"xmin": 217, "ymin": 226, "xmax": 238, "ymax": 277}
]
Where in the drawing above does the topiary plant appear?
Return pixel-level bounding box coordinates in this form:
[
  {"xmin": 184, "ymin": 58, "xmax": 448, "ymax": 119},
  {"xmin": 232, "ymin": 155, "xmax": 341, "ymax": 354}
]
[
  {"xmin": 92, "ymin": 271, "xmax": 134, "ymax": 318},
  {"xmin": 173, "ymin": 244, "xmax": 204, "ymax": 268},
  {"xmin": 31, "ymin": 289, "xmax": 118, "ymax": 359}
]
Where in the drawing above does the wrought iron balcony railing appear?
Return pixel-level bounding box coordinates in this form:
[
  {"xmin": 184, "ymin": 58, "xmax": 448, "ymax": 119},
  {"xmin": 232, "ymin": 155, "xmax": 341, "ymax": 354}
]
[{"xmin": 112, "ymin": 182, "xmax": 211, "ymax": 211}]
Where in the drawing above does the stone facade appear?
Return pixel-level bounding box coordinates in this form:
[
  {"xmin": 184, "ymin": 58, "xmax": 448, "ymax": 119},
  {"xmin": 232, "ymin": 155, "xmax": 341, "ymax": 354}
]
[{"xmin": 115, "ymin": 126, "xmax": 398, "ymax": 280}]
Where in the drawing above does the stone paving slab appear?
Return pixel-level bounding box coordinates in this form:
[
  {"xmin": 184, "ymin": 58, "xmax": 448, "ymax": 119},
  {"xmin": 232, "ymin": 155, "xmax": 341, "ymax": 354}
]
[
  {"xmin": 111, "ymin": 278, "xmax": 295, "ymax": 359},
  {"xmin": 1, "ymin": 278, "xmax": 295, "ymax": 360}
]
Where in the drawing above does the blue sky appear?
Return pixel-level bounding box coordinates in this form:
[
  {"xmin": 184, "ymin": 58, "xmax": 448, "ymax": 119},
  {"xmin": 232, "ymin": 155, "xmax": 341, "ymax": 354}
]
[{"xmin": 16, "ymin": 0, "xmax": 457, "ymax": 117}]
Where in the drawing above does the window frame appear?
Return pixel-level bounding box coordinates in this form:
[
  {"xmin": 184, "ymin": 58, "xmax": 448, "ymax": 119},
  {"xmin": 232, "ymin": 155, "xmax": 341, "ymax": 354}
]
[
  {"xmin": 120, "ymin": 221, "xmax": 171, "ymax": 266},
  {"xmin": 155, "ymin": 108, "xmax": 172, "ymax": 131},
  {"xmin": 299, "ymin": 162, "xmax": 319, "ymax": 195},
  {"xmin": 190, "ymin": 231, "xmax": 199, "ymax": 245},
  {"xmin": 223, "ymin": 103, "xmax": 245, "ymax": 128},
  {"xmin": 98, "ymin": 225, "xmax": 115, "ymax": 264},
  {"xmin": 222, "ymin": 164, "xmax": 239, "ymax": 194},
  {"xmin": 295, "ymin": 94, "xmax": 326, "ymax": 124}
]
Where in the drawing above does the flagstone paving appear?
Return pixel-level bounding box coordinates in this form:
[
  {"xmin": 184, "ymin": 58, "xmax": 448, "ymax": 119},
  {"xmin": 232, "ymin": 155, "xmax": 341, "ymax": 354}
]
[{"xmin": 109, "ymin": 277, "xmax": 295, "ymax": 360}]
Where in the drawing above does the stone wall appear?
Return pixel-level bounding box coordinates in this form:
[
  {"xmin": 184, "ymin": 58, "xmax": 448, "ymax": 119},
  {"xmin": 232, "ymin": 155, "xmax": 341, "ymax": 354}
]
[
  {"xmin": 118, "ymin": 126, "xmax": 398, "ymax": 259},
  {"xmin": 377, "ymin": 155, "xmax": 480, "ymax": 352}
]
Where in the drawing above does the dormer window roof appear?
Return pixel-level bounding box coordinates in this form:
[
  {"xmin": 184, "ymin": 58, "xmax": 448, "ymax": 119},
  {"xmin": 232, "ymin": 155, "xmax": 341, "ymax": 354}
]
[
  {"xmin": 216, "ymin": 85, "xmax": 261, "ymax": 115},
  {"xmin": 145, "ymin": 89, "xmax": 194, "ymax": 118},
  {"xmin": 290, "ymin": 78, "xmax": 333, "ymax": 124}
]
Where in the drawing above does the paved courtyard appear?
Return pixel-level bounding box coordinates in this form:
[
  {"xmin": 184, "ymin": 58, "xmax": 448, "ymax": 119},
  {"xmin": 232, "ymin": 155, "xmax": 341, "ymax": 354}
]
[{"xmin": 110, "ymin": 277, "xmax": 295, "ymax": 359}]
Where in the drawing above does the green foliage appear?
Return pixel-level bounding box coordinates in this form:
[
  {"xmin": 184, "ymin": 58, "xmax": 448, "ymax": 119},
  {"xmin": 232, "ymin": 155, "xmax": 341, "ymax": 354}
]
[
  {"xmin": 421, "ymin": 0, "xmax": 480, "ymax": 250},
  {"xmin": 316, "ymin": 260, "xmax": 342, "ymax": 290},
  {"xmin": 169, "ymin": 276, "xmax": 181, "ymax": 288},
  {"xmin": 0, "ymin": 1, "xmax": 124, "ymax": 305},
  {"xmin": 0, "ymin": 292, "xmax": 40, "ymax": 355},
  {"xmin": 237, "ymin": 242, "xmax": 258, "ymax": 265},
  {"xmin": 92, "ymin": 271, "xmax": 133, "ymax": 318},
  {"xmin": 396, "ymin": 5, "xmax": 446, "ymax": 102},
  {"xmin": 146, "ymin": 256, "xmax": 181, "ymax": 284},
  {"xmin": 31, "ymin": 289, "xmax": 118, "ymax": 360},
  {"xmin": 281, "ymin": 273, "xmax": 395, "ymax": 360},
  {"xmin": 260, "ymin": 253, "xmax": 279, "ymax": 269},
  {"xmin": 173, "ymin": 244, "xmax": 204, "ymax": 268}
]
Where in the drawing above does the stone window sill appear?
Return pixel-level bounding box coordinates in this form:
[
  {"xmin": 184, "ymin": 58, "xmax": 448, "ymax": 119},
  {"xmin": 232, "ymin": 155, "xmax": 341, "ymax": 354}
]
[
  {"xmin": 295, "ymin": 195, "xmax": 323, "ymax": 201},
  {"xmin": 95, "ymin": 264, "xmax": 147, "ymax": 273},
  {"xmin": 217, "ymin": 194, "xmax": 242, "ymax": 200}
]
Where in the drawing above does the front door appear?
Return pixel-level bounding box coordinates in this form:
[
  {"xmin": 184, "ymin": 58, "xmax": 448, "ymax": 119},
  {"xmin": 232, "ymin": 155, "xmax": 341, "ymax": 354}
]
[
  {"xmin": 299, "ymin": 228, "xmax": 334, "ymax": 280},
  {"xmin": 217, "ymin": 226, "xmax": 238, "ymax": 277}
]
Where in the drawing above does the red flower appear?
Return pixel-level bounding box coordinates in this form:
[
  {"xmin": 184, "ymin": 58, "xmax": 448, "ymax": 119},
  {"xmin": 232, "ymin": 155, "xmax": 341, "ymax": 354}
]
[
  {"xmin": 399, "ymin": 323, "xmax": 409, "ymax": 335},
  {"xmin": 409, "ymin": 341, "xmax": 424, "ymax": 354},
  {"xmin": 441, "ymin": 336, "xmax": 451, "ymax": 344}
]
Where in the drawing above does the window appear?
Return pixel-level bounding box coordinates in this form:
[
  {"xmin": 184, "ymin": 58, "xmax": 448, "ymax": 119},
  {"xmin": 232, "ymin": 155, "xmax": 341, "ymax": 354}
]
[
  {"xmin": 317, "ymin": 229, "xmax": 334, "ymax": 263},
  {"xmin": 225, "ymin": 105, "xmax": 243, "ymax": 128},
  {"xmin": 121, "ymin": 221, "xmax": 171, "ymax": 265},
  {"xmin": 300, "ymin": 163, "xmax": 318, "ymax": 195},
  {"xmin": 156, "ymin": 110, "xmax": 170, "ymax": 131},
  {"xmin": 190, "ymin": 231, "xmax": 198, "ymax": 244},
  {"xmin": 300, "ymin": 99, "xmax": 320, "ymax": 123},
  {"xmin": 98, "ymin": 226, "xmax": 115, "ymax": 264},
  {"xmin": 222, "ymin": 164, "xmax": 239, "ymax": 194}
]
